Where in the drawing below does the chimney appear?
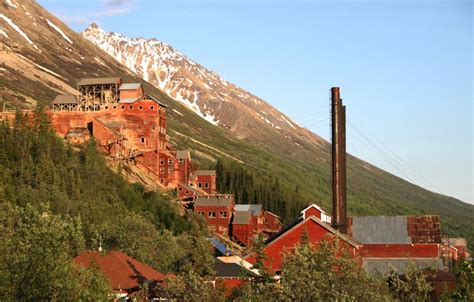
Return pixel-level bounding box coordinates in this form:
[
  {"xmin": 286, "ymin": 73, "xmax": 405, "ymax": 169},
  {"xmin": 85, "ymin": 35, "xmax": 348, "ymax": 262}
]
[{"xmin": 331, "ymin": 87, "xmax": 347, "ymax": 233}]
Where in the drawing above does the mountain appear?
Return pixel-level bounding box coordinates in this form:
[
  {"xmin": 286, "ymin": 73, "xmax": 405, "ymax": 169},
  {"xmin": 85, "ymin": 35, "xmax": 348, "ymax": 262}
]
[
  {"xmin": 1, "ymin": 0, "xmax": 473, "ymax": 249},
  {"xmin": 81, "ymin": 23, "xmax": 327, "ymax": 157}
]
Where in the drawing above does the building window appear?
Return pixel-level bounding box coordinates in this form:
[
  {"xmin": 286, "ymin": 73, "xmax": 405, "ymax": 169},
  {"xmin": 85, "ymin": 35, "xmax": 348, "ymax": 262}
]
[
  {"xmin": 160, "ymin": 178, "xmax": 164, "ymax": 183},
  {"xmin": 150, "ymin": 106, "xmax": 154, "ymax": 110},
  {"xmin": 121, "ymin": 106, "xmax": 125, "ymax": 109},
  {"xmin": 151, "ymin": 126, "xmax": 156, "ymax": 132},
  {"xmin": 104, "ymin": 106, "xmax": 108, "ymax": 110},
  {"xmin": 198, "ymin": 182, "xmax": 202, "ymax": 188},
  {"xmin": 160, "ymin": 158, "xmax": 165, "ymax": 165},
  {"xmin": 137, "ymin": 125, "xmax": 142, "ymax": 131},
  {"xmin": 189, "ymin": 183, "xmax": 193, "ymax": 187},
  {"xmin": 139, "ymin": 106, "xmax": 143, "ymax": 110},
  {"xmin": 220, "ymin": 211, "xmax": 227, "ymax": 218},
  {"xmin": 168, "ymin": 159, "xmax": 173, "ymax": 165},
  {"xmin": 160, "ymin": 168, "xmax": 165, "ymax": 175},
  {"xmin": 178, "ymin": 187, "xmax": 183, "ymax": 191},
  {"xmin": 129, "ymin": 106, "xmax": 133, "ymax": 109},
  {"xmin": 168, "ymin": 167, "xmax": 174, "ymax": 174},
  {"xmin": 198, "ymin": 212, "xmax": 205, "ymax": 216},
  {"xmin": 113, "ymin": 106, "xmax": 117, "ymax": 109},
  {"xmin": 208, "ymin": 212, "xmax": 216, "ymax": 218},
  {"xmin": 179, "ymin": 159, "xmax": 184, "ymax": 165},
  {"xmin": 140, "ymin": 137, "xmax": 146, "ymax": 144},
  {"xmin": 205, "ymin": 182, "xmax": 209, "ymax": 189}
]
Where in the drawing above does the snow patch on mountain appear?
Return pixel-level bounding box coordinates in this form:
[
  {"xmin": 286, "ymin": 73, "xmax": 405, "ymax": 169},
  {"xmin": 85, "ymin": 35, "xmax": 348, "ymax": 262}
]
[
  {"xmin": 4, "ymin": 0, "xmax": 17, "ymax": 8},
  {"xmin": 0, "ymin": 14, "xmax": 39, "ymax": 50},
  {"xmin": 46, "ymin": 19, "xmax": 73, "ymax": 44},
  {"xmin": 34, "ymin": 63, "xmax": 65, "ymax": 80},
  {"xmin": 0, "ymin": 29, "xmax": 9, "ymax": 38}
]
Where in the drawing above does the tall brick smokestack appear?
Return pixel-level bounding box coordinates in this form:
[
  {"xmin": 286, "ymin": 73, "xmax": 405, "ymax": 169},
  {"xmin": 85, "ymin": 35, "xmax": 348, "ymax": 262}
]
[{"xmin": 331, "ymin": 87, "xmax": 347, "ymax": 234}]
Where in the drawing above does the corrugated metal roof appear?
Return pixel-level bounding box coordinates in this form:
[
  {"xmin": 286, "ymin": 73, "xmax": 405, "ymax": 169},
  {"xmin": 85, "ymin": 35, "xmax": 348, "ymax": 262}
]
[
  {"xmin": 176, "ymin": 150, "xmax": 190, "ymax": 159},
  {"xmin": 77, "ymin": 77, "xmax": 121, "ymax": 86},
  {"xmin": 351, "ymin": 216, "xmax": 411, "ymax": 244},
  {"xmin": 233, "ymin": 211, "xmax": 251, "ymax": 224},
  {"xmin": 195, "ymin": 170, "xmax": 216, "ymax": 176},
  {"xmin": 53, "ymin": 95, "xmax": 78, "ymax": 104},
  {"xmin": 119, "ymin": 83, "xmax": 142, "ymax": 90},
  {"xmin": 208, "ymin": 237, "xmax": 232, "ymax": 256},
  {"xmin": 235, "ymin": 204, "xmax": 262, "ymax": 216},
  {"xmin": 194, "ymin": 195, "xmax": 234, "ymax": 207}
]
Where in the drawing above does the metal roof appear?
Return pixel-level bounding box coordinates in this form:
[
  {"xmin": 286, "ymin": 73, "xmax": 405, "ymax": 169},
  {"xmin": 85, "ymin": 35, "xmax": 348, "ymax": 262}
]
[
  {"xmin": 119, "ymin": 83, "xmax": 142, "ymax": 90},
  {"xmin": 235, "ymin": 204, "xmax": 262, "ymax": 216},
  {"xmin": 208, "ymin": 237, "xmax": 233, "ymax": 256},
  {"xmin": 195, "ymin": 170, "xmax": 217, "ymax": 176},
  {"xmin": 118, "ymin": 96, "xmax": 142, "ymax": 104},
  {"xmin": 53, "ymin": 95, "xmax": 78, "ymax": 104},
  {"xmin": 77, "ymin": 77, "xmax": 121, "ymax": 86},
  {"xmin": 145, "ymin": 94, "xmax": 168, "ymax": 108},
  {"xmin": 351, "ymin": 216, "xmax": 411, "ymax": 244},
  {"xmin": 233, "ymin": 211, "xmax": 251, "ymax": 225},
  {"xmin": 176, "ymin": 150, "xmax": 191, "ymax": 159},
  {"xmin": 194, "ymin": 195, "xmax": 234, "ymax": 207},
  {"xmin": 214, "ymin": 259, "xmax": 256, "ymax": 278}
]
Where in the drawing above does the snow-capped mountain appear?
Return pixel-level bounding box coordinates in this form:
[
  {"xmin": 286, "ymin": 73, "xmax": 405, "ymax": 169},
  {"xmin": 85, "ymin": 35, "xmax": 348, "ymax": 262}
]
[{"xmin": 82, "ymin": 24, "xmax": 326, "ymax": 148}]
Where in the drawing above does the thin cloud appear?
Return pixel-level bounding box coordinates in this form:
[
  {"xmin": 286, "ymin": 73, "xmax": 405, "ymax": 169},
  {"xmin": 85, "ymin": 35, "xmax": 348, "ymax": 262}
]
[{"xmin": 55, "ymin": 0, "xmax": 134, "ymax": 27}]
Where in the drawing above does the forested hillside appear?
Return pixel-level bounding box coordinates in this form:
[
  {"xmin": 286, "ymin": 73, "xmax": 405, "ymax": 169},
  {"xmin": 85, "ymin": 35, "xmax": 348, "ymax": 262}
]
[{"xmin": 0, "ymin": 111, "xmax": 215, "ymax": 299}]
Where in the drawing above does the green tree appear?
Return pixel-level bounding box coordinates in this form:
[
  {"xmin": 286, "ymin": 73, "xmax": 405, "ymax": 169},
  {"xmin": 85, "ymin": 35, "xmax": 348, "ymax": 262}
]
[
  {"xmin": 157, "ymin": 270, "xmax": 225, "ymax": 301},
  {"xmin": 387, "ymin": 262, "xmax": 433, "ymax": 302},
  {"xmin": 279, "ymin": 239, "xmax": 392, "ymax": 302},
  {"xmin": 449, "ymin": 259, "xmax": 473, "ymax": 301},
  {"xmin": 0, "ymin": 203, "xmax": 111, "ymax": 301}
]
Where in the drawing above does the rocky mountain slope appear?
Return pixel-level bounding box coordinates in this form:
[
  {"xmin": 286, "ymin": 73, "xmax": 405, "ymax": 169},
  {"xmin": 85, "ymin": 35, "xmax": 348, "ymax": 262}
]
[
  {"xmin": 81, "ymin": 23, "xmax": 327, "ymax": 157},
  {"xmin": 1, "ymin": 0, "xmax": 473, "ymax": 249}
]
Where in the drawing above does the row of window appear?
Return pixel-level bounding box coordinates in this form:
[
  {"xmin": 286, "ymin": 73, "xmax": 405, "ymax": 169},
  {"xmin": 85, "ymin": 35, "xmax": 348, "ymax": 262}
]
[
  {"xmin": 160, "ymin": 158, "xmax": 186, "ymax": 165},
  {"xmin": 198, "ymin": 211, "xmax": 228, "ymax": 218},
  {"xmin": 137, "ymin": 125, "xmax": 157, "ymax": 131},
  {"xmin": 160, "ymin": 167, "xmax": 174, "ymax": 174},
  {"xmin": 105, "ymin": 105, "xmax": 156, "ymax": 110}
]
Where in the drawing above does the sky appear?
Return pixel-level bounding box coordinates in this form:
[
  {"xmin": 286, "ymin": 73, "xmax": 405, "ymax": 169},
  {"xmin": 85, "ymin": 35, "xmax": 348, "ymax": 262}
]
[{"xmin": 38, "ymin": 0, "xmax": 473, "ymax": 204}]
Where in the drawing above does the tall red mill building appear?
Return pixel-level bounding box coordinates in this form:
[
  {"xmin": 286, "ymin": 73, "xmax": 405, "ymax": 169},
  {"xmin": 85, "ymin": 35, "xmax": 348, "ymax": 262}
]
[{"xmin": 48, "ymin": 77, "xmax": 218, "ymax": 191}]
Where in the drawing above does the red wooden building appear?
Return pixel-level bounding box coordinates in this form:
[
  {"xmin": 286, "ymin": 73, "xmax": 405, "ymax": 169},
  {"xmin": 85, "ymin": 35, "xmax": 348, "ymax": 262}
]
[
  {"xmin": 245, "ymin": 204, "xmax": 360, "ymax": 273},
  {"xmin": 194, "ymin": 195, "xmax": 235, "ymax": 236},
  {"xmin": 49, "ymin": 77, "xmax": 216, "ymax": 190}
]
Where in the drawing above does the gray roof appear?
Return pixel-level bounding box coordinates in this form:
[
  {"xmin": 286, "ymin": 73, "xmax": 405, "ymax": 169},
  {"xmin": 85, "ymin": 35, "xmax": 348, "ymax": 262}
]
[
  {"xmin": 195, "ymin": 170, "xmax": 217, "ymax": 176},
  {"xmin": 77, "ymin": 77, "xmax": 121, "ymax": 86},
  {"xmin": 120, "ymin": 83, "xmax": 142, "ymax": 90},
  {"xmin": 176, "ymin": 150, "xmax": 191, "ymax": 160},
  {"xmin": 363, "ymin": 258, "xmax": 443, "ymax": 274},
  {"xmin": 118, "ymin": 96, "xmax": 142, "ymax": 104},
  {"xmin": 145, "ymin": 94, "xmax": 168, "ymax": 108},
  {"xmin": 351, "ymin": 216, "xmax": 411, "ymax": 244},
  {"xmin": 194, "ymin": 195, "xmax": 234, "ymax": 207},
  {"xmin": 53, "ymin": 95, "xmax": 78, "ymax": 104},
  {"xmin": 233, "ymin": 211, "xmax": 251, "ymax": 225},
  {"xmin": 235, "ymin": 204, "xmax": 262, "ymax": 216},
  {"xmin": 214, "ymin": 259, "xmax": 256, "ymax": 278}
]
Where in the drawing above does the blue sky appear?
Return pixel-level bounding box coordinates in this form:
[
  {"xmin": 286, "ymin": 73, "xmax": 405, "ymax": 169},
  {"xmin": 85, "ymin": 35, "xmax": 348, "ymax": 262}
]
[{"xmin": 38, "ymin": 0, "xmax": 473, "ymax": 204}]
